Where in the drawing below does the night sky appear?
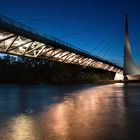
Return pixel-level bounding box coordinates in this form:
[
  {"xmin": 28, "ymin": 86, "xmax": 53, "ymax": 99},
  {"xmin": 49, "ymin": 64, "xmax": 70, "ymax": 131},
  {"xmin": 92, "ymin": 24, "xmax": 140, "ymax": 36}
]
[{"xmin": 0, "ymin": 0, "xmax": 140, "ymax": 66}]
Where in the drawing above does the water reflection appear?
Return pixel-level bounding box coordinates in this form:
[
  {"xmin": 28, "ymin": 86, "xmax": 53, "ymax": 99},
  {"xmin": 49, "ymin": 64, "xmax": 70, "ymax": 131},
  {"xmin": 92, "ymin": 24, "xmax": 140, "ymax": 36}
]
[
  {"xmin": 38, "ymin": 84, "xmax": 129, "ymax": 140},
  {"xmin": 7, "ymin": 114, "xmax": 41, "ymax": 140},
  {"xmin": 0, "ymin": 83, "xmax": 140, "ymax": 140}
]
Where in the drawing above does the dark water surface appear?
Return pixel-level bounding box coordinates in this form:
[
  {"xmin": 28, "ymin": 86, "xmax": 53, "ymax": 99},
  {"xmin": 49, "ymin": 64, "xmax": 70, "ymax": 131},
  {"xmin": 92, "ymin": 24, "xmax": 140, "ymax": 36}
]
[{"xmin": 0, "ymin": 83, "xmax": 140, "ymax": 140}]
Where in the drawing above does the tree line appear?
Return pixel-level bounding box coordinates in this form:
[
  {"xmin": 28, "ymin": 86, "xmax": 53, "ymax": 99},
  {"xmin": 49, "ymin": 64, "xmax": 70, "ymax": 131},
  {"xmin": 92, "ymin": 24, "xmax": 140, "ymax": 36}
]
[{"xmin": 0, "ymin": 55, "xmax": 115, "ymax": 84}]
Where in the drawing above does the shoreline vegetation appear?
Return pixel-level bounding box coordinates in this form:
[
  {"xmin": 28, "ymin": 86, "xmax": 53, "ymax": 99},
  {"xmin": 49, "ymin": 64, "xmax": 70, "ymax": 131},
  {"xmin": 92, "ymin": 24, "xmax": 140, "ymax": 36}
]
[{"xmin": 0, "ymin": 55, "xmax": 115, "ymax": 84}]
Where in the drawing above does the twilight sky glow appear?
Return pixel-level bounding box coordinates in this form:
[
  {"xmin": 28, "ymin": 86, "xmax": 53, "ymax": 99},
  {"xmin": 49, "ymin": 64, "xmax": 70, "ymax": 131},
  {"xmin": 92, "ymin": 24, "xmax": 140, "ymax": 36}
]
[{"xmin": 0, "ymin": 0, "xmax": 140, "ymax": 66}]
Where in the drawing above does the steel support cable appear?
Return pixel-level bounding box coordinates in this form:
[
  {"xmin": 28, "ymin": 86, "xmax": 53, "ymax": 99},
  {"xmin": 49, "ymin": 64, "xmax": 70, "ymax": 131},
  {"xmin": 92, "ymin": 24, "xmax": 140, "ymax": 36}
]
[
  {"xmin": 83, "ymin": 33, "xmax": 110, "ymax": 53},
  {"xmin": 117, "ymin": 55, "xmax": 123, "ymax": 67},
  {"xmin": 113, "ymin": 56, "xmax": 123, "ymax": 67},
  {"xmin": 16, "ymin": 17, "xmax": 122, "ymax": 67},
  {"xmin": 86, "ymin": 23, "xmax": 117, "ymax": 51},
  {"xmin": 101, "ymin": 31, "xmax": 115, "ymax": 58},
  {"xmin": 114, "ymin": 49, "xmax": 123, "ymax": 66},
  {"xmin": 58, "ymin": 24, "xmax": 113, "ymax": 51},
  {"xmin": 102, "ymin": 36, "xmax": 114, "ymax": 60},
  {"xmin": 58, "ymin": 24, "xmax": 113, "ymax": 52},
  {"xmin": 92, "ymin": 32, "xmax": 113, "ymax": 57},
  {"xmin": 13, "ymin": 15, "xmax": 115, "ymax": 57},
  {"xmin": 16, "ymin": 17, "xmax": 113, "ymax": 40},
  {"xmin": 79, "ymin": 23, "xmax": 116, "ymax": 52},
  {"xmin": 80, "ymin": 27, "xmax": 112, "ymax": 50},
  {"xmin": 109, "ymin": 39, "xmax": 123, "ymax": 66},
  {"xmin": 108, "ymin": 47, "xmax": 118, "ymax": 65},
  {"xmin": 63, "ymin": 29, "xmax": 112, "ymax": 55},
  {"xmin": 102, "ymin": 41, "xmax": 113, "ymax": 59},
  {"xmin": 101, "ymin": 31, "xmax": 117, "ymax": 61},
  {"xmin": 87, "ymin": 32, "xmax": 113, "ymax": 55},
  {"xmin": 106, "ymin": 27, "xmax": 124, "ymax": 66},
  {"xmin": 98, "ymin": 36, "xmax": 113, "ymax": 58},
  {"xmin": 111, "ymin": 40, "xmax": 124, "ymax": 66},
  {"xmin": 107, "ymin": 39, "xmax": 117, "ymax": 63},
  {"xmin": 59, "ymin": 22, "xmax": 111, "ymax": 39},
  {"xmin": 109, "ymin": 47, "xmax": 118, "ymax": 65},
  {"xmin": 108, "ymin": 34, "xmax": 124, "ymax": 66},
  {"xmin": 102, "ymin": 38, "xmax": 116, "ymax": 63}
]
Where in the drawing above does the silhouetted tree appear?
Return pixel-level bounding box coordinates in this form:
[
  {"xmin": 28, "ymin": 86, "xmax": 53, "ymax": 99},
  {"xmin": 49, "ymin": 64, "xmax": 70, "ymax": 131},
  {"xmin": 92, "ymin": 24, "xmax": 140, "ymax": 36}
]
[{"xmin": 0, "ymin": 54, "xmax": 115, "ymax": 84}]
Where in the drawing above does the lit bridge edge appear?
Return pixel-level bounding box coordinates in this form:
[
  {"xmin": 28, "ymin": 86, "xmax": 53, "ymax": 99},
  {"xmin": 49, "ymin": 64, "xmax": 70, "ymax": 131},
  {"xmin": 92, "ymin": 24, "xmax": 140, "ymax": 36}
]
[{"xmin": 0, "ymin": 15, "xmax": 123, "ymax": 74}]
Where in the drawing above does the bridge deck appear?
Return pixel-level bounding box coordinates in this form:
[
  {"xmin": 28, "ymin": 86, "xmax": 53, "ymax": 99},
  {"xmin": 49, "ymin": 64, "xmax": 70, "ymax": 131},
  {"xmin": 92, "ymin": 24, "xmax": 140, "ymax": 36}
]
[{"xmin": 0, "ymin": 15, "xmax": 122, "ymax": 73}]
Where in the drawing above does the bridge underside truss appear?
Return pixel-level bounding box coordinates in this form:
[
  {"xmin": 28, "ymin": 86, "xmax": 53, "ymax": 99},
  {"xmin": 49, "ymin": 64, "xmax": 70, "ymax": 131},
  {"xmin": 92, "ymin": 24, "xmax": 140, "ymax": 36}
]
[{"xmin": 0, "ymin": 29, "xmax": 122, "ymax": 73}]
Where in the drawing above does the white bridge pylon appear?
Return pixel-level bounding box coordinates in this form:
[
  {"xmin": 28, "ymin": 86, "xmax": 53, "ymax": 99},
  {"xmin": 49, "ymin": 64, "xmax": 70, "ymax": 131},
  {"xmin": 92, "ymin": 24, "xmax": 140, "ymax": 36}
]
[
  {"xmin": 115, "ymin": 14, "xmax": 140, "ymax": 81},
  {"xmin": 124, "ymin": 14, "xmax": 140, "ymax": 80}
]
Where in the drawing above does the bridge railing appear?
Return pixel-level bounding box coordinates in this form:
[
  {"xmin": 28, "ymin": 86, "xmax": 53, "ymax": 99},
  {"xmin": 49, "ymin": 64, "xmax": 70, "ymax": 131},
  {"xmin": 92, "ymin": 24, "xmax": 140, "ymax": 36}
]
[
  {"xmin": 0, "ymin": 15, "xmax": 86, "ymax": 51},
  {"xmin": 0, "ymin": 15, "xmax": 122, "ymax": 69},
  {"xmin": 1, "ymin": 16, "xmax": 99, "ymax": 52}
]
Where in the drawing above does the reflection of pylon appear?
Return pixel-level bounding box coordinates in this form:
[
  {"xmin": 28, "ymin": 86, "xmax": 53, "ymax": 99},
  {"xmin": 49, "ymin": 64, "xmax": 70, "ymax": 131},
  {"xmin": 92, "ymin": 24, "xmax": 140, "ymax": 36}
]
[{"xmin": 123, "ymin": 13, "xmax": 140, "ymax": 79}]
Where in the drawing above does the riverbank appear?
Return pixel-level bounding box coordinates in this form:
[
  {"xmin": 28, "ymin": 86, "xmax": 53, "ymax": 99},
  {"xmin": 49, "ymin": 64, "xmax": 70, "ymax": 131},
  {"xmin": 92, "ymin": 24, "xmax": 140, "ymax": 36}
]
[
  {"xmin": 97, "ymin": 80, "xmax": 140, "ymax": 84},
  {"xmin": 0, "ymin": 55, "xmax": 115, "ymax": 84}
]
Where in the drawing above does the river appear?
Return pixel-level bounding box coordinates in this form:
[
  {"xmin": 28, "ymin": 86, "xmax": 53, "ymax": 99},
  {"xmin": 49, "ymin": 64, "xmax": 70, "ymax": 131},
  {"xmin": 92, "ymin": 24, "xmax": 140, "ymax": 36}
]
[{"xmin": 0, "ymin": 83, "xmax": 140, "ymax": 140}]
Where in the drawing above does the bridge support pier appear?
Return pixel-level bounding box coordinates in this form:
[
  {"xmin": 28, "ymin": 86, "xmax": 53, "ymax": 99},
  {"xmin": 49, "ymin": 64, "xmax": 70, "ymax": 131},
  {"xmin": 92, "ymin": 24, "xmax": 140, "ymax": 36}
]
[
  {"xmin": 114, "ymin": 73, "xmax": 124, "ymax": 81},
  {"xmin": 123, "ymin": 75, "xmax": 128, "ymax": 82}
]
